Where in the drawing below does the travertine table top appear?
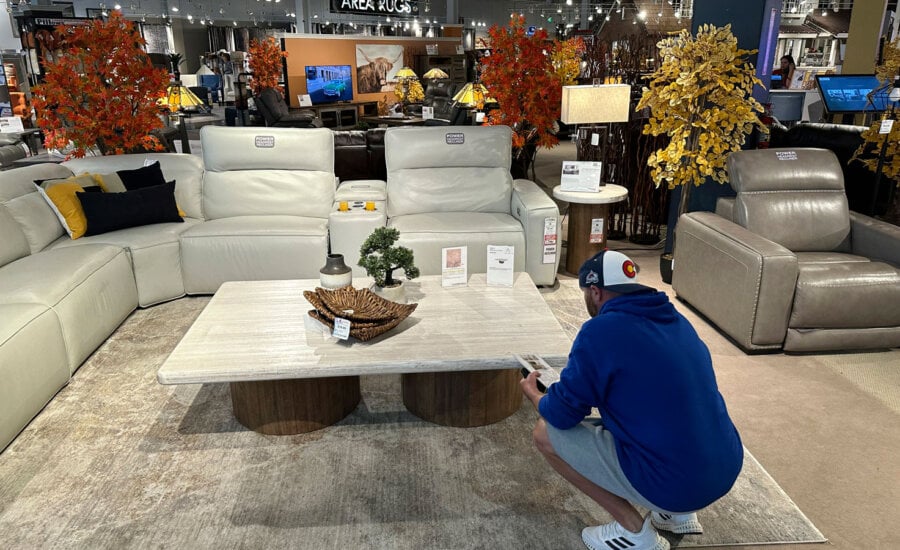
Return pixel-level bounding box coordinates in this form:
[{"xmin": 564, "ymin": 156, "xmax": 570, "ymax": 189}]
[{"xmin": 157, "ymin": 273, "xmax": 572, "ymax": 384}]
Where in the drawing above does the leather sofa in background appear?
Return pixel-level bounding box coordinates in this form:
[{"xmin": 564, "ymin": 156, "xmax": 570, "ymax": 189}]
[
  {"xmin": 771, "ymin": 122, "xmax": 896, "ymax": 216},
  {"xmin": 333, "ymin": 128, "xmax": 386, "ymax": 182},
  {"xmin": 0, "ymin": 134, "xmax": 27, "ymax": 168},
  {"xmin": 674, "ymin": 147, "xmax": 900, "ymax": 353}
]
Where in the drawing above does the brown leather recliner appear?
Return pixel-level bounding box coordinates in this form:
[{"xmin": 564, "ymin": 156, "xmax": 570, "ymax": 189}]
[{"xmin": 673, "ymin": 148, "xmax": 900, "ymax": 353}]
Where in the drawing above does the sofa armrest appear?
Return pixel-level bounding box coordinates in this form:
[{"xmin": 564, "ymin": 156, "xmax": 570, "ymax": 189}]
[
  {"xmin": 673, "ymin": 212, "xmax": 799, "ymax": 351},
  {"xmin": 511, "ymin": 179, "xmax": 560, "ymax": 286},
  {"xmin": 849, "ymin": 211, "xmax": 900, "ymax": 267}
]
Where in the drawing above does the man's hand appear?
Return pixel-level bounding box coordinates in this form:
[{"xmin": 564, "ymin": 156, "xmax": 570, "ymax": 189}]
[{"xmin": 520, "ymin": 370, "xmax": 545, "ymax": 410}]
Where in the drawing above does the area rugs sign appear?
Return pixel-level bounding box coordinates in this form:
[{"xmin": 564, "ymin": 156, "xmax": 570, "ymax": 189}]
[{"xmin": 330, "ymin": 0, "xmax": 419, "ymax": 16}]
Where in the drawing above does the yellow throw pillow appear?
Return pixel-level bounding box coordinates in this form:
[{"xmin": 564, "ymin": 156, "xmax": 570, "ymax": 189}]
[{"xmin": 41, "ymin": 183, "xmax": 90, "ymax": 239}]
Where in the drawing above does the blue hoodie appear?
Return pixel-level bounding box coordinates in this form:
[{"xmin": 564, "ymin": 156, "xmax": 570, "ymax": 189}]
[{"xmin": 538, "ymin": 290, "xmax": 743, "ymax": 512}]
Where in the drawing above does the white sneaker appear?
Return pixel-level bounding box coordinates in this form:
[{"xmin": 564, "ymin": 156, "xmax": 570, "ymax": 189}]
[
  {"xmin": 650, "ymin": 511, "xmax": 704, "ymax": 535},
  {"xmin": 581, "ymin": 514, "xmax": 669, "ymax": 550}
]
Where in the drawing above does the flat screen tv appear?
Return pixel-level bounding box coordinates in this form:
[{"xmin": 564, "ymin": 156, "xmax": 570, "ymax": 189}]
[
  {"xmin": 815, "ymin": 74, "xmax": 898, "ymax": 113},
  {"xmin": 305, "ymin": 65, "xmax": 353, "ymax": 104}
]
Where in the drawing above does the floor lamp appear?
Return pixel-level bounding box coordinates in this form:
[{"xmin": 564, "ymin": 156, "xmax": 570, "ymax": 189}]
[{"xmin": 559, "ymin": 84, "xmax": 631, "ymax": 185}]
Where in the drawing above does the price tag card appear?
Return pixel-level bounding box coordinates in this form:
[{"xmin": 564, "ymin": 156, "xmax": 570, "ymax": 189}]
[
  {"xmin": 880, "ymin": 119, "xmax": 894, "ymax": 134},
  {"xmin": 589, "ymin": 218, "xmax": 604, "ymax": 244},
  {"xmin": 486, "ymin": 245, "xmax": 514, "ymax": 287},
  {"xmin": 422, "ymin": 106, "xmax": 434, "ymax": 120},
  {"xmin": 560, "ymin": 160, "xmax": 602, "ymax": 192},
  {"xmin": 442, "ymin": 246, "xmax": 468, "ymax": 287},
  {"xmin": 543, "ymin": 217, "xmax": 558, "ymax": 264},
  {"xmin": 0, "ymin": 116, "xmax": 24, "ymax": 133},
  {"xmin": 332, "ymin": 317, "xmax": 351, "ymax": 340}
]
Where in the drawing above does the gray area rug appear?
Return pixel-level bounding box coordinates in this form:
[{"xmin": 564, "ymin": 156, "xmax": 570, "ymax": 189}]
[{"xmin": 0, "ymin": 295, "xmax": 826, "ymax": 548}]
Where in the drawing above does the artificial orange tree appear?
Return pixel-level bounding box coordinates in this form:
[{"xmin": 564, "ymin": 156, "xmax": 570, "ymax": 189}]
[
  {"xmin": 248, "ymin": 36, "xmax": 287, "ymax": 95},
  {"xmin": 481, "ymin": 16, "xmax": 564, "ymax": 152},
  {"xmin": 32, "ymin": 11, "xmax": 169, "ymax": 158}
]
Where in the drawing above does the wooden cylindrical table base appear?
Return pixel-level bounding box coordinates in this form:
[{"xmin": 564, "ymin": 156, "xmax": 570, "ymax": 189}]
[
  {"xmin": 230, "ymin": 376, "xmax": 360, "ymax": 435},
  {"xmin": 401, "ymin": 369, "xmax": 522, "ymax": 427},
  {"xmin": 566, "ymin": 202, "xmax": 610, "ymax": 274}
]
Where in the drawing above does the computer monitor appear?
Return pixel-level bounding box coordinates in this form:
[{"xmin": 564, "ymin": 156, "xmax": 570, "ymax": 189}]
[
  {"xmin": 815, "ymin": 74, "xmax": 897, "ymax": 114},
  {"xmin": 769, "ymin": 91, "xmax": 806, "ymax": 123}
]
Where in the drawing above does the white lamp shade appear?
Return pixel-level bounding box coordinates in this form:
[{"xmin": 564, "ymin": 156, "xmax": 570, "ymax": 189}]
[{"xmin": 560, "ymin": 84, "xmax": 632, "ymax": 124}]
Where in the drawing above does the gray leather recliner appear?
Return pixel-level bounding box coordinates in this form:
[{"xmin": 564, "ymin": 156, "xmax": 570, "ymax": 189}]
[{"xmin": 673, "ymin": 147, "xmax": 900, "ymax": 353}]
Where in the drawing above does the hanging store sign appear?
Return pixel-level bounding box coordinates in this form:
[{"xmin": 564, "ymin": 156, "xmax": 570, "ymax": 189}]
[{"xmin": 330, "ymin": 0, "xmax": 419, "ymax": 17}]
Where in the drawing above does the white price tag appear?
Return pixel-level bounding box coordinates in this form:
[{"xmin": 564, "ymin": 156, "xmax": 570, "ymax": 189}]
[
  {"xmin": 589, "ymin": 218, "xmax": 605, "ymax": 244},
  {"xmin": 332, "ymin": 317, "xmax": 351, "ymax": 340},
  {"xmin": 879, "ymin": 119, "xmax": 894, "ymax": 134},
  {"xmin": 590, "ymin": 133, "xmax": 600, "ymax": 146},
  {"xmin": 543, "ymin": 217, "xmax": 558, "ymax": 264}
]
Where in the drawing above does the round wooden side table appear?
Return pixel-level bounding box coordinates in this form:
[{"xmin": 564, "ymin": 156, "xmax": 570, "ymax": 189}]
[{"xmin": 553, "ymin": 185, "xmax": 629, "ymax": 274}]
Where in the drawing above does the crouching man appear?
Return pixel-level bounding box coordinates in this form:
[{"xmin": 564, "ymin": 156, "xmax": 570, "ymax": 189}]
[{"xmin": 521, "ymin": 250, "xmax": 743, "ymax": 550}]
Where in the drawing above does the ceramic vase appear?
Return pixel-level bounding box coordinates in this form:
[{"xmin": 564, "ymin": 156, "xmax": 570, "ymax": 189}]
[{"xmin": 319, "ymin": 254, "xmax": 352, "ymax": 289}]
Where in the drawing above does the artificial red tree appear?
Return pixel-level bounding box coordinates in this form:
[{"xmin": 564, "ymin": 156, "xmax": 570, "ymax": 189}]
[
  {"xmin": 248, "ymin": 37, "xmax": 287, "ymax": 96},
  {"xmin": 32, "ymin": 11, "xmax": 169, "ymax": 158},
  {"xmin": 481, "ymin": 16, "xmax": 563, "ymax": 155}
]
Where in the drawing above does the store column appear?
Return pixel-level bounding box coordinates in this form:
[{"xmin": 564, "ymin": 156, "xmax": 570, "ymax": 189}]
[{"xmin": 844, "ymin": 0, "xmax": 889, "ymax": 73}]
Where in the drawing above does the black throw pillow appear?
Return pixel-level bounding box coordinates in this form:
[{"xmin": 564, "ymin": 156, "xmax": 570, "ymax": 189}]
[
  {"xmin": 117, "ymin": 161, "xmax": 166, "ymax": 190},
  {"xmin": 77, "ymin": 181, "xmax": 183, "ymax": 236}
]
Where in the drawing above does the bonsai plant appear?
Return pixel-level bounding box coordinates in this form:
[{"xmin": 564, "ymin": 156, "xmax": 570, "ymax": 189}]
[
  {"xmin": 31, "ymin": 11, "xmax": 169, "ymax": 158},
  {"xmin": 358, "ymin": 227, "xmax": 420, "ymax": 291},
  {"xmin": 635, "ymin": 24, "xmax": 763, "ymax": 279},
  {"xmin": 248, "ymin": 36, "xmax": 287, "ymax": 96}
]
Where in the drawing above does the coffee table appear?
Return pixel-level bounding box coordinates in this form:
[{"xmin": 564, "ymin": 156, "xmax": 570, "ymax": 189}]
[{"xmin": 158, "ymin": 273, "xmax": 571, "ymax": 434}]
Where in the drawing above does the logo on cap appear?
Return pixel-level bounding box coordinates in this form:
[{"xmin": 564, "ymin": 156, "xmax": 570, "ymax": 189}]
[
  {"xmin": 622, "ymin": 260, "xmax": 636, "ymax": 278},
  {"xmin": 585, "ymin": 270, "xmax": 599, "ymax": 285}
]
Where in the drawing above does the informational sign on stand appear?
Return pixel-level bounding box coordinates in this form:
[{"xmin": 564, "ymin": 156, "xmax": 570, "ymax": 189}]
[
  {"xmin": 486, "ymin": 245, "xmax": 514, "ymax": 287},
  {"xmin": 442, "ymin": 246, "xmax": 467, "ymax": 287},
  {"xmin": 0, "ymin": 116, "xmax": 24, "ymax": 133},
  {"xmin": 422, "ymin": 106, "xmax": 434, "ymax": 120},
  {"xmin": 560, "ymin": 160, "xmax": 602, "ymax": 192},
  {"xmin": 298, "ymin": 94, "xmax": 313, "ymax": 107}
]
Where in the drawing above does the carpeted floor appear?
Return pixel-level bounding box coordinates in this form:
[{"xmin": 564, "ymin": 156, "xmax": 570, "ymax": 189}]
[{"xmin": 0, "ymin": 270, "xmax": 826, "ymax": 549}]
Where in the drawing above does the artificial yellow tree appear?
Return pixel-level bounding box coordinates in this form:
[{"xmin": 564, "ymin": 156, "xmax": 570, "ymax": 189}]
[
  {"xmin": 850, "ymin": 37, "xmax": 900, "ymax": 219},
  {"xmin": 636, "ymin": 24, "xmax": 763, "ymax": 264}
]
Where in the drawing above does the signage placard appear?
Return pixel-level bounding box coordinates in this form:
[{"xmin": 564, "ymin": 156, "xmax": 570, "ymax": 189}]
[{"xmin": 329, "ymin": 0, "xmax": 419, "ymax": 17}]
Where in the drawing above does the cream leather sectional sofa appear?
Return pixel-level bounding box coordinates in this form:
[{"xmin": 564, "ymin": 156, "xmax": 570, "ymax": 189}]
[{"xmin": 0, "ymin": 125, "xmax": 561, "ymax": 452}]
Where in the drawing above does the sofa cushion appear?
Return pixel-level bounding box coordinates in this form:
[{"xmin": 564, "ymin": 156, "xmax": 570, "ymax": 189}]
[
  {"xmin": 0, "ymin": 205, "xmax": 30, "ymax": 267},
  {"xmin": 795, "ymin": 251, "xmax": 871, "ymax": 265},
  {"xmin": 790, "ymin": 261, "xmax": 900, "ymax": 329},
  {"xmin": 34, "ymin": 180, "xmax": 103, "ymax": 239},
  {"xmin": 0, "ymin": 303, "xmax": 69, "ymax": 453},
  {"xmin": 49, "ymin": 218, "xmax": 200, "ymax": 307},
  {"xmin": 116, "ymin": 160, "xmax": 166, "ymax": 189},
  {"xmin": 0, "ymin": 244, "xmax": 138, "ymax": 370},
  {"xmin": 200, "ymin": 127, "xmax": 335, "ymax": 220},
  {"xmin": 389, "ymin": 212, "xmax": 526, "ymax": 276},
  {"xmin": 63, "ymin": 154, "xmax": 204, "ymax": 220},
  {"xmin": 90, "ymin": 171, "xmax": 127, "ymax": 193},
  {"xmin": 180, "ymin": 215, "xmax": 329, "ymax": 294},
  {"xmin": 77, "ymin": 181, "xmax": 183, "ymax": 236},
  {"xmin": 0, "ymin": 164, "xmax": 74, "ymax": 252},
  {"xmin": 385, "ymin": 126, "xmax": 513, "ymax": 217},
  {"xmin": 728, "ymin": 148, "xmax": 850, "ymax": 252}
]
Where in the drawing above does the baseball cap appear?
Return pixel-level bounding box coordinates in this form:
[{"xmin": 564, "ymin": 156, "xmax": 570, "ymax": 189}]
[{"xmin": 578, "ymin": 250, "xmax": 652, "ymax": 294}]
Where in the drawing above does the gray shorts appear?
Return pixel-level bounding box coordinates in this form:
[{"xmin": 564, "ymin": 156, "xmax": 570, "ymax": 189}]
[{"xmin": 546, "ymin": 419, "xmax": 681, "ymax": 514}]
